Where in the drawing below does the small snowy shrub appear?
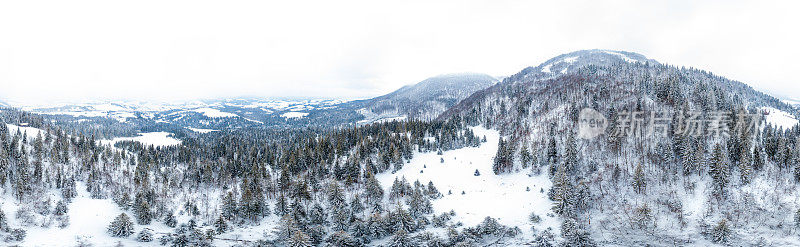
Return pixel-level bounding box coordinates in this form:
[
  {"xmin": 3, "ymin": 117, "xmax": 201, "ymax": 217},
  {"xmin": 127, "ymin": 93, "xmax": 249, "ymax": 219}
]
[
  {"xmin": 632, "ymin": 204, "xmax": 654, "ymax": 230},
  {"xmin": 432, "ymin": 213, "xmax": 451, "ymax": 227},
  {"xmin": 325, "ymin": 231, "xmax": 364, "ymax": 247},
  {"xmin": 53, "ymin": 200, "xmax": 68, "ymax": 216},
  {"xmin": 414, "ymin": 232, "xmax": 445, "ymax": 247},
  {"xmin": 532, "ymin": 229, "xmax": 555, "ymax": 247},
  {"xmin": 388, "ymin": 229, "xmax": 414, "ymax": 247},
  {"xmin": 164, "ymin": 213, "xmax": 177, "ymax": 228},
  {"xmin": 710, "ymin": 219, "xmax": 731, "ymax": 243},
  {"xmin": 6, "ymin": 228, "xmax": 26, "ymax": 242},
  {"xmin": 529, "ymin": 212, "xmax": 541, "ymax": 224},
  {"xmin": 214, "ymin": 215, "xmax": 228, "ymax": 234},
  {"xmin": 107, "ymin": 213, "xmax": 134, "ymax": 238},
  {"xmin": 33, "ymin": 197, "xmax": 51, "ymax": 215},
  {"xmin": 205, "ymin": 229, "xmax": 216, "ymax": 241},
  {"xmin": 137, "ymin": 228, "xmax": 154, "ymax": 242},
  {"xmin": 74, "ymin": 235, "xmax": 94, "ymax": 247},
  {"xmin": 795, "ymin": 208, "xmax": 800, "ymax": 228},
  {"xmin": 54, "ymin": 214, "xmax": 70, "ymax": 229},
  {"xmin": 560, "ymin": 218, "xmax": 594, "ymax": 246},
  {"xmin": 14, "ymin": 206, "xmax": 37, "ymax": 227},
  {"xmin": 0, "ymin": 209, "xmax": 8, "ymax": 232},
  {"xmin": 114, "ymin": 192, "xmax": 132, "ymax": 210},
  {"xmin": 158, "ymin": 234, "xmax": 173, "ymax": 245}
]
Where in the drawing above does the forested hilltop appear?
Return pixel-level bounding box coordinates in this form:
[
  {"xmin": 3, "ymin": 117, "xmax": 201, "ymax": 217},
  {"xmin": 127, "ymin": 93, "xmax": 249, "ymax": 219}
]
[{"xmin": 2, "ymin": 50, "xmax": 800, "ymax": 246}]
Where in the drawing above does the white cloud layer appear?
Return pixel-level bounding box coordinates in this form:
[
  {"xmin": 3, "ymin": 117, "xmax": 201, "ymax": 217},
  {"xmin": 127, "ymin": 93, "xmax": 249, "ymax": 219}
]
[{"xmin": 1, "ymin": 0, "xmax": 799, "ymax": 104}]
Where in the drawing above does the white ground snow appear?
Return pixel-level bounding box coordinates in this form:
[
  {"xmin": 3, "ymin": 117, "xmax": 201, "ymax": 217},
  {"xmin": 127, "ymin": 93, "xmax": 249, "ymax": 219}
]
[
  {"xmin": 563, "ymin": 56, "xmax": 579, "ymax": 63},
  {"xmin": 602, "ymin": 50, "xmax": 637, "ymax": 63},
  {"xmin": 541, "ymin": 64, "xmax": 553, "ymax": 73},
  {"xmin": 761, "ymin": 107, "xmax": 798, "ymax": 129},
  {"xmin": 39, "ymin": 111, "xmax": 107, "ymax": 118},
  {"xmin": 376, "ymin": 126, "xmax": 559, "ymax": 238},
  {"xmin": 373, "ymin": 116, "xmax": 407, "ymax": 123},
  {"xmin": 29, "ymin": 103, "xmax": 139, "ymax": 122},
  {"xmin": 357, "ymin": 116, "xmax": 407, "ymax": 125},
  {"xmin": 356, "ymin": 108, "xmax": 407, "ymax": 125},
  {"xmin": 782, "ymin": 99, "xmax": 800, "ymax": 107},
  {"xmin": 192, "ymin": 108, "xmax": 238, "ymax": 118},
  {"xmin": 5, "ymin": 124, "xmax": 46, "ymax": 139},
  {"xmin": 101, "ymin": 132, "xmax": 182, "ymax": 147},
  {"xmin": 280, "ymin": 112, "xmax": 309, "ymax": 119},
  {"xmin": 0, "ymin": 183, "xmax": 184, "ymax": 247},
  {"xmin": 186, "ymin": 127, "xmax": 218, "ymax": 133}
]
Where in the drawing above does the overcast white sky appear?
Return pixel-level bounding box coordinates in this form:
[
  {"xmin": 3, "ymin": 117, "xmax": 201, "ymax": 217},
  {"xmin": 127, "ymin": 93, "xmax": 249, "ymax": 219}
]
[{"xmin": 1, "ymin": 0, "xmax": 799, "ymax": 105}]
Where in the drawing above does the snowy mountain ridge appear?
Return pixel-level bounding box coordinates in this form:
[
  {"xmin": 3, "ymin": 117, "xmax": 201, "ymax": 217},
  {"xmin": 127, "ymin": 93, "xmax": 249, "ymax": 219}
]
[
  {"xmin": 438, "ymin": 50, "xmax": 800, "ymax": 246},
  {"xmin": 1, "ymin": 73, "xmax": 496, "ymax": 132},
  {"xmin": 503, "ymin": 49, "xmax": 658, "ymax": 84},
  {"xmin": 359, "ymin": 73, "xmax": 498, "ymax": 121}
]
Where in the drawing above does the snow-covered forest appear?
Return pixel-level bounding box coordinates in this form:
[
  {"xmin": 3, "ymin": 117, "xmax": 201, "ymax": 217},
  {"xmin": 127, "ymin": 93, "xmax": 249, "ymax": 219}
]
[{"xmin": 2, "ymin": 50, "xmax": 800, "ymax": 247}]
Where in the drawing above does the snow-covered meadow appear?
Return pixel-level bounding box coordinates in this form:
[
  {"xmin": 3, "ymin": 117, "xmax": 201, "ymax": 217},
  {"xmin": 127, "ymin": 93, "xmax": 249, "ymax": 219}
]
[
  {"xmin": 761, "ymin": 107, "xmax": 799, "ymax": 130},
  {"xmin": 377, "ymin": 127, "xmax": 559, "ymax": 240},
  {"xmin": 100, "ymin": 132, "xmax": 182, "ymax": 147}
]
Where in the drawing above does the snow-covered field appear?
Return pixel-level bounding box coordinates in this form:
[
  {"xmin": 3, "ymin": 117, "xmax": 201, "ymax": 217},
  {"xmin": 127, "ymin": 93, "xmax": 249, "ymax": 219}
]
[
  {"xmin": 356, "ymin": 108, "xmax": 408, "ymax": 125},
  {"xmin": 541, "ymin": 64, "xmax": 553, "ymax": 73},
  {"xmin": 357, "ymin": 116, "xmax": 407, "ymax": 125},
  {"xmin": 761, "ymin": 107, "xmax": 798, "ymax": 130},
  {"xmin": 101, "ymin": 132, "xmax": 182, "ymax": 147},
  {"xmin": 186, "ymin": 127, "xmax": 218, "ymax": 133},
  {"xmin": 0, "ymin": 183, "xmax": 181, "ymax": 247},
  {"xmin": 280, "ymin": 112, "xmax": 309, "ymax": 119},
  {"xmin": 376, "ymin": 126, "xmax": 559, "ymax": 239},
  {"xmin": 602, "ymin": 50, "xmax": 637, "ymax": 63},
  {"xmin": 5, "ymin": 124, "xmax": 46, "ymax": 139},
  {"xmin": 192, "ymin": 108, "xmax": 238, "ymax": 118}
]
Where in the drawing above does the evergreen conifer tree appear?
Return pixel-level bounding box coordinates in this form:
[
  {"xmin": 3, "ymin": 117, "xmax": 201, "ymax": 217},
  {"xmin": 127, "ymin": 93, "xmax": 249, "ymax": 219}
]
[{"xmin": 107, "ymin": 213, "xmax": 134, "ymax": 238}]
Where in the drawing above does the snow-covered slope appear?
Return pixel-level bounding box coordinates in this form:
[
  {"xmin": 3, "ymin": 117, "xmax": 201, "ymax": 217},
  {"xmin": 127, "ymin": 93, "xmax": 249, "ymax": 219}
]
[
  {"xmin": 436, "ymin": 50, "xmax": 800, "ymax": 245},
  {"xmin": 281, "ymin": 112, "xmax": 309, "ymax": 119},
  {"xmin": 0, "ymin": 183, "xmax": 171, "ymax": 247},
  {"xmin": 186, "ymin": 127, "xmax": 217, "ymax": 133},
  {"xmin": 5, "ymin": 123, "xmax": 46, "ymax": 139},
  {"xmin": 191, "ymin": 108, "xmax": 238, "ymax": 118},
  {"xmin": 503, "ymin": 49, "xmax": 657, "ymax": 84},
  {"xmin": 4, "ymin": 73, "xmax": 496, "ymax": 129},
  {"xmin": 377, "ymin": 126, "xmax": 559, "ymax": 241},
  {"xmin": 761, "ymin": 107, "xmax": 799, "ymax": 129},
  {"xmin": 100, "ymin": 132, "xmax": 182, "ymax": 147},
  {"xmin": 14, "ymin": 98, "xmax": 345, "ymax": 126},
  {"xmin": 360, "ymin": 73, "xmax": 497, "ymax": 120}
]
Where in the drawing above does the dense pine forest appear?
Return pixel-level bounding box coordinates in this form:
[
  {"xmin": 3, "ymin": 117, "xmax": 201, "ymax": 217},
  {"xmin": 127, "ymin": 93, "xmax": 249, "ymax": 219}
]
[{"xmin": 0, "ymin": 107, "xmax": 509, "ymax": 246}]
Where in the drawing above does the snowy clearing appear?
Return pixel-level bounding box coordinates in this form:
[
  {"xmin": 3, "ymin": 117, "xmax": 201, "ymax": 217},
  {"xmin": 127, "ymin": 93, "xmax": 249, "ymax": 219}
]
[
  {"xmin": 358, "ymin": 116, "xmax": 407, "ymax": 124},
  {"xmin": 602, "ymin": 50, "xmax": 637, "ymax": 63},
  {"xmin": 0, "ymin": 183, "xmax": 178, "ymax": 247},
  {"xmin": 563, "ymin": 56, "xmax": 579, "ymax": 63},
  {"xmin": 376, "ymin": 126, "xmax": 559, "ymax": 239},
  {"xmin": 541, "ymin": 64, "xmax": 553, "ymax": 73},
  {"xmin": 192, "ymin": 108, "xmax": 238, "ymax": 118},
  {"xmin": 280, "ymin": 112, "xmax": 309, "ymax": 119},
  {"xmin": 186, "ymin": 127, "xmax": 218, "ymax": 133},
  {"xmin": 761, "ymin": 107, "xmax": 798, "ymax": 129},
  {"xmin": 5, "ymin": 124, "xmax": 46, "ymax": 140},
  {"xmin": 101, "ymin": 132, "xmax": 182, "ymax": 147}
]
